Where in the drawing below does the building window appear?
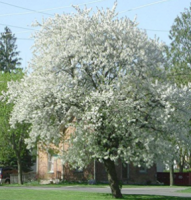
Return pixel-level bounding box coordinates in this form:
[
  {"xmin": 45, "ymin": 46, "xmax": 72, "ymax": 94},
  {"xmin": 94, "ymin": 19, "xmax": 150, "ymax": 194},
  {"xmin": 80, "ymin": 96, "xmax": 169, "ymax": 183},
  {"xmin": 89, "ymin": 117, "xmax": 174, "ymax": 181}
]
[
  {"xmin": 74, "ymin": 167, "xmax": 83, "ymax": 173},
  {"xmin": 48, "ymin": 154, "xmax": 54, "ymax": 173},
  {"xmin": 139, "ymin": 162, "xmax": 147, "ymax": 173}
]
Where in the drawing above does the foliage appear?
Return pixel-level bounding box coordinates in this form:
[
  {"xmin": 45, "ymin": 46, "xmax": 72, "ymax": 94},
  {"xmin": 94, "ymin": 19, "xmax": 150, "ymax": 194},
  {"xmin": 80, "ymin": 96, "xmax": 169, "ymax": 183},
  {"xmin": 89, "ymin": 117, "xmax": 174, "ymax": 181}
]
[
  {"xmin": 3, "ymin": 3, "xmax": 191, "ymax": 197},
  {"xmin": 0, "ymin": 147, "xmax": 35, "ymax": 172},
  {"xmin": 166, "ymin": 5, "xmax": 191, "ymax": 85},
  {"xmin": 165, "ymin": 168, "xmax": 191, "ymax": 173},
  {"xmin": 0, "ymin": 27, "xmax": 22, "ymax": 73},
  {"xmin": 179, "ymin": 188, "xmax": 191, "ymax": 193},
  {"xmin": 165, "ymin": 5, "xmax": 191, "ymax": 174},
  {"xmin": 0, "ymin": 72, "xmax": 35, "ymax": 175}
]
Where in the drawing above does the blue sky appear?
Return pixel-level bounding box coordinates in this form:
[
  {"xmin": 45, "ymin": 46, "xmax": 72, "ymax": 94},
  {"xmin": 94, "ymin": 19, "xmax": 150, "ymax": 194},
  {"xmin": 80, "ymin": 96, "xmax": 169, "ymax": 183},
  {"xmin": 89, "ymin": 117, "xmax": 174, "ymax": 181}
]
[{"xmin": 0, "ymin": 0, "xmax": 190, "ymax": 69}]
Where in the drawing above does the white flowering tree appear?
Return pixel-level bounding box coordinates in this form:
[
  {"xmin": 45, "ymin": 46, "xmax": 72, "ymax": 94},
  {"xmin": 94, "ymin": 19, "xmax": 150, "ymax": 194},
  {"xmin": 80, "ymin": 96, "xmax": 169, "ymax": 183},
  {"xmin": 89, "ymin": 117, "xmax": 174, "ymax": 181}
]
[{"xmin": 3, "ymin": 4, "xmax": 191, "ymax": 198}]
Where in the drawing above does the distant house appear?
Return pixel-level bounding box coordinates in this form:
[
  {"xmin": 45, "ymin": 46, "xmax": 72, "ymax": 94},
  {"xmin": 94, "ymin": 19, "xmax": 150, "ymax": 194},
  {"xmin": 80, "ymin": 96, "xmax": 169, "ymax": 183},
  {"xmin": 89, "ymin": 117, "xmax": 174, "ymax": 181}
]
[{"xmin": 36, "ymin": 127, "xmax": 157, "ymax": 184}]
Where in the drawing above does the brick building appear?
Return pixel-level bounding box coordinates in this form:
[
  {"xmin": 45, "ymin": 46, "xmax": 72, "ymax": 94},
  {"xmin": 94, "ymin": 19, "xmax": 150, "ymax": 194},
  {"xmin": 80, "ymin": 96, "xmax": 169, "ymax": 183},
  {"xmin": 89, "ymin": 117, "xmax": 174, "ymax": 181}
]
[
  {"xmin": 37, "ymin": 149, "xmax": 157, "ymax": 184},
  {"xmin": 36, "ymin": 127, "xmax": 156, "ymax": 184}
]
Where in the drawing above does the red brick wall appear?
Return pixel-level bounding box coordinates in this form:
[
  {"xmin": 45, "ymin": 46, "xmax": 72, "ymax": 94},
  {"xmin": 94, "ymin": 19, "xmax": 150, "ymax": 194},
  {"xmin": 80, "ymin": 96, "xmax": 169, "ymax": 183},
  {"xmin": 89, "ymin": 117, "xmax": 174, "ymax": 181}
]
[
  {"xmin": 37, "ymin": 126, "xmax": 156, "ymax": 184},
  {"xmin": 37, "ymin": 148, "xmax": 156, "ymax": 184},
  {"xmin": 38, "ymin": 149, "xmax": 156, "ymax": 185},
  {"xmin": 63, "ymin": 163, "xmax": 94, "ymax": 181},
  {"xmin": 37, "ymin": 148, "xmax": 63, "ymax": 180}
]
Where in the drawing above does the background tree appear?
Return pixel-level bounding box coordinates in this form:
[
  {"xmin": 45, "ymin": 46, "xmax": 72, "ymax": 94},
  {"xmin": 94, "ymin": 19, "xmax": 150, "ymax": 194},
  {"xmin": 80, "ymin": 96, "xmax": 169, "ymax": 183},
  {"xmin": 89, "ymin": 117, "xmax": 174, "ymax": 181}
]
[
  {"xmin": 3, "ymin": 4, "xmax": 191, "ymax": 198},
  {"xmin": 165, "ymin": 4, "xmax": 191, "ymax": 177},
  {"xmin": 166, "ymin": 5, "xmax": 191, "ymax": 85},
  {"xmin": 0, "ymin": 71, "xmax": 35, "ymax": 185},
  {"xmin": 0, "ymin": 27, "xmax": 21, "ymax": 73}
]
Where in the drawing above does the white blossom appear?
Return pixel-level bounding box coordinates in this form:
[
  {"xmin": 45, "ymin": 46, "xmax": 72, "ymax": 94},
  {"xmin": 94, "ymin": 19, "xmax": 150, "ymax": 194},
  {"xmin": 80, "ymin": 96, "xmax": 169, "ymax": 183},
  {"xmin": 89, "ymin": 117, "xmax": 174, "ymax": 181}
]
[{"xmin": 2, "ymin": 4, "xmax": 191, "ymax": 169}]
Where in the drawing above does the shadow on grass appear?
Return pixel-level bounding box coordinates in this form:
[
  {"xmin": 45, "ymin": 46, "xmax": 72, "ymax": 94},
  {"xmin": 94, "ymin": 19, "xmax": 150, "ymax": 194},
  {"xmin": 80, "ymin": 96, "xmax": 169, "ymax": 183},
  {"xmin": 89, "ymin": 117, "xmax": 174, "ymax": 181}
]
[
  {"xmin": 125, "ymin": 195, "xmax": 191, "ymax": 200},
  {"xmin": 103, "ymin": 194, "xmax": 191, "ymax": 200},
  {"xmin": 0, "ymin": 188, "xmax": 190, "ymax": 200}
]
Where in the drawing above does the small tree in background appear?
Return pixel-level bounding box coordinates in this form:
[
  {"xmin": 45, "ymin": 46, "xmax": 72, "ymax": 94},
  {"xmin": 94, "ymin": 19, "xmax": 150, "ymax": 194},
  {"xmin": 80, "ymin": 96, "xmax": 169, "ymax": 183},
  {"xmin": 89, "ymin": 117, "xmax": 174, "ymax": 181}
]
[
  {"xmin": 0, "ymin": 27, "xmax": 34, "ymax": 185},
  {"xmin": 165, "ymin": 5, "xmax": 191, "ymax": 182},
  {"xmin": 0, "ymin": 27, "xmax": 22, "ymax": 73},
  {"xmin": 0, "ymin": 70, "xmax": 35, "ymax": 185}
]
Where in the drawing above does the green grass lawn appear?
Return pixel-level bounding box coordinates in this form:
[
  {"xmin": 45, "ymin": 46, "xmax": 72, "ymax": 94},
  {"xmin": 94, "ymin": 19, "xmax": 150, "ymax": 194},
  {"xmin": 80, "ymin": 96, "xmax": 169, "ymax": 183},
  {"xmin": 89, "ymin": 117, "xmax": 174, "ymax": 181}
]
[
  {"xmin": 0, "ymin": 188, "xmax": 189, "ymax": 200},
  {"xmin": 179, "ymin": 187, "xmax": 191, "ymax": 193}
]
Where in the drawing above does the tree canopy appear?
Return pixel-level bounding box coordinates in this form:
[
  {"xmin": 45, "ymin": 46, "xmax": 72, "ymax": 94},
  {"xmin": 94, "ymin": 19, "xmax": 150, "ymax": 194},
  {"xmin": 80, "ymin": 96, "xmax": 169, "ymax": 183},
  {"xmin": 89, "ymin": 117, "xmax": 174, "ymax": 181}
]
[
  {"xmin": 166, "ymin": 5, "xmax": 191, "ymax": 85},
  {"xmin": 3, "ymin": 4, "xmax": 191, "ymax": 198},
  {"xmin": 165, "ymin": 5, "xmax": 191, "ymax": 181}
]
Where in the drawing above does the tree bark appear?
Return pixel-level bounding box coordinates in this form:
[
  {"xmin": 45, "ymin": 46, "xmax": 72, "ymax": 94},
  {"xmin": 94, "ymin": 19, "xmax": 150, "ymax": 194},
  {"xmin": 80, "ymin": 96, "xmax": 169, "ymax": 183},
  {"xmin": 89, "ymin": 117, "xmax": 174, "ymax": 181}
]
[
  {"xmin": 189, "ymin": 153, "xmax": 191, "ymax": 168},
  {"xmin": 11, "ymin": 133, "xmax": 23, "ymax": 185},
  {"xmin": 178, "ymin": 149, "xmax": 185, "ymax": 173},
  {"xmin": 169, "ymin": 164, "xmax": 174, "ymax": 186},
  {"xmin": 17, "ymin": 156, "xmax": 23, "ymax": 185},
  {"xmin": 103, "ymin": 159, "xmax": 122, "ymax": 198},
  {"xmin": 179, "ymin": 163, "xmax": 184, "ymax": 173}
]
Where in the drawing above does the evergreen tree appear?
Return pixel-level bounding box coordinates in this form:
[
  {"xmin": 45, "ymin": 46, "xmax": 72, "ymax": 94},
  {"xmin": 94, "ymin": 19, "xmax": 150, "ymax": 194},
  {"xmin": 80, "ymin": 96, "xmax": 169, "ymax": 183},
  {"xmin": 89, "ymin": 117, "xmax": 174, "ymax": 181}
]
[{"xmin": 0, "ymin": 27, "xmax": 21, "ymax": 73}]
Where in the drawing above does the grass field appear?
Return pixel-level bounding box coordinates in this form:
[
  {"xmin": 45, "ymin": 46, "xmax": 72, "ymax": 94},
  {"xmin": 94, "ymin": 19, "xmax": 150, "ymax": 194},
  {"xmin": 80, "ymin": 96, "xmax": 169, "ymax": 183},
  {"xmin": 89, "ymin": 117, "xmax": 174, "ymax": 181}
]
[
  {"xmin": 0, "ymin": 188, "xmax": 190, "ymax": 200},
  {"xmin": 179, "ymin": 187, "xmax": 191, "ymax": 193}
]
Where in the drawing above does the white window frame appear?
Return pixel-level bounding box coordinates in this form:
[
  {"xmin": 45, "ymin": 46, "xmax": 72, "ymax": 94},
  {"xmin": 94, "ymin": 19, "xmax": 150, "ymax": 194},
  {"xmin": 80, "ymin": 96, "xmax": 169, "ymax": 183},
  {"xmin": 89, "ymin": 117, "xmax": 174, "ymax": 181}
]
[{"xmin": 48, "ymin": 153, "xmax": 54, "ymax": 173}]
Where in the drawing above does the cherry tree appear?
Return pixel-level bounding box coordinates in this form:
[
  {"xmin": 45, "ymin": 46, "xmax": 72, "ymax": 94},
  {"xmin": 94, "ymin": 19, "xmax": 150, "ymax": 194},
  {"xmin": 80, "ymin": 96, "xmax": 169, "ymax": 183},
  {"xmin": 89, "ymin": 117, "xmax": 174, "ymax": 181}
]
[{"xmin": 3, "ymin": 4, "xmax": 191, "ymax": 198}]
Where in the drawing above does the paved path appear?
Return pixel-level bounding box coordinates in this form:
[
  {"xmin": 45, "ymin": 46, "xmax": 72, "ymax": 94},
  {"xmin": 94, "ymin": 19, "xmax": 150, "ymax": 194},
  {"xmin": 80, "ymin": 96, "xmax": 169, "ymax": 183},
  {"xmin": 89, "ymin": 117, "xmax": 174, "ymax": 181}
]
[{"xmin": 1, "ymin": 186, "xmax": 191, "ymax": 198}]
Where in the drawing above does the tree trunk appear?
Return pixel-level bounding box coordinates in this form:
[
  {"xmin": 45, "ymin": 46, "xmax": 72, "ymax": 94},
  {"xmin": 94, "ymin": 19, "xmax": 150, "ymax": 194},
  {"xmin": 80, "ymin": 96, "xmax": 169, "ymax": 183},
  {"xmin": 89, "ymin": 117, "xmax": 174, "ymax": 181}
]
[
  {"xmin": 169, "ymin": 164, "xmax": 174, "ymax": 186},
  {"xmin": 103, "ymin": 159, "xmax": 122, "ymax": 198},
  {"xmin": 179, "ymin": 150, "xmax": 185, "ymax": 173},
  {"xmin": 11, "ymin": 133, "xmax": 23, "ymax": 185},
  {"xmin": 17, "ymin": 156, "xmax": 23, "ymax": 185},
  {"xmin": 179, "ymin": 163, "xmax": 184, "ymax": 173},
  {"xmin": 189, "ymin": 153, "xmax": 191, "ymax": 168}
]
